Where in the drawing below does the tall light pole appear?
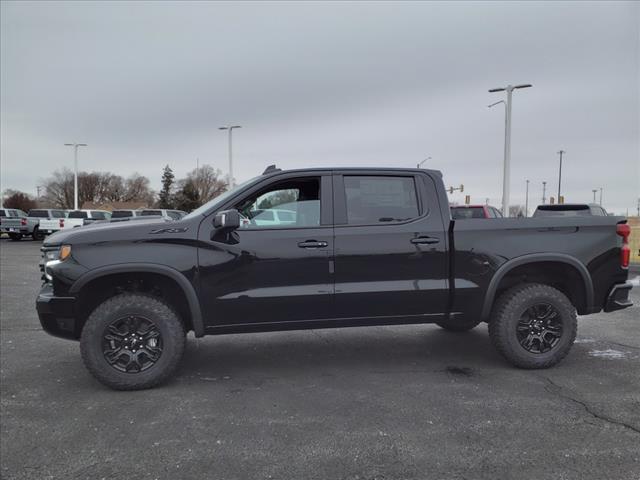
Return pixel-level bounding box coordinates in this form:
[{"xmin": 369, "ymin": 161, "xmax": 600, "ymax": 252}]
[
  {"xmin": 525, "ymin": 179, "xmax": 530, "ymax": 217},
  {"xmin": 218, "ymin": 125, "xmax": 242, "ymax": 188},
  {"xmin": 557, "ymin": 150, "xmax": 565, "ymax": 200},
  {"xmin": 417, "ymin": 156, "xmax": 431, "ymax": 168},
  {"xmin": 592, "ymin": 189, "xmax": 598, "ymax": 203},
  {"xmin": 64, "ymin": 143, "xmax": 88, "ymax": 210},
  {"xmin": 488, "ymin": 83, "xmax": 532, "ymax": 217},
  {"xmin": 542, "ymin": 181, "xmax": 547, "ymax": 204},
  {"xmin": 599, "ymin": 187, "xmax": 603, "ymax": 206}
]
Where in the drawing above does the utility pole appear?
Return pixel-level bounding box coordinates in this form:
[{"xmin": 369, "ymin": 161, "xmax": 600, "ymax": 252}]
[
  {"xmin": 592, "ymin": 189, "xmax": 598, "ymax": 203},
  {"xmin": 542, "ymin": 181, "xmax": 547, "ymax": 205},
  {"xmin": 525, "ymin": 179, "xmax": 530, "ymax": 217},
  {"xmin": 218, "ymin": 125, "xmax": 242, "ymax": 188},
  {"xmin": 64, "ymin": 143, "xmax": 88, "ymax": 210},
  {"xmin": 557, "ymin": 150, "xmax": 565, "ymax": 200},
  {"xmin": 599, "ymin": 187, "xmax": 603, "ymax": 206},
  {"xmin": 488, "ymin": 83, "xmax": 533, "ymax": 217}
]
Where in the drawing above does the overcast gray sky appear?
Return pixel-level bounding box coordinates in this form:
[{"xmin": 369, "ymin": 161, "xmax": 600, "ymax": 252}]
[{"xmin": 1, "ymin": 1, "xmax": 638, "ymax": 213}]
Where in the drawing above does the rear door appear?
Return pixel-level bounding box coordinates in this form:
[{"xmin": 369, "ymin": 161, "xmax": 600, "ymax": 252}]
[{"xmin": 332, "ymin": 171, "xmax": 449, "ymax": 321}]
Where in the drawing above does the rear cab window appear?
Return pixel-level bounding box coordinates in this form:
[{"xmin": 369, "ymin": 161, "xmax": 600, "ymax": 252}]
[
  {"xmin": 28, "ymin": 210, "xmax": 49, "ymax": 218},
  {"xmin": 112, "ymin": 210, "xmax": 133, "ymax": 218},
  {"xmin": 68, "ymin": 211, "xmax": 88, "ymax": 219}
]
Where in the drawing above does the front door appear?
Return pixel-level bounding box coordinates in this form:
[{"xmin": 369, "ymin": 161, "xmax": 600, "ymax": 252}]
[
  {"xmin": 198, "ymin": 173, "xmax": 334, "ymax": 327},
  {"xmin": 332, "ymin": 172, "xmax": 449, "ymax": 321}
]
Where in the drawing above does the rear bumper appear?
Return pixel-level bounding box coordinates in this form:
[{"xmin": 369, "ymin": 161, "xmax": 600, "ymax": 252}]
[
  {"xmin": 36, "ymin": 284, "xmax": 79, "ymax": 340},
  {"xmin": 1, "ymin": 227, "xmax": 29, "ymax": 234},
  {"xmin": 603, "ymin": 282, "xmax": 633, "ymax": 312}
]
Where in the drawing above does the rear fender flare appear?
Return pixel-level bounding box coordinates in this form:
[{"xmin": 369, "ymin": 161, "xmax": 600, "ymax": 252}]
[{"xmin": 481, "ymin": 253, "xmax": 594, "ymax": 320}]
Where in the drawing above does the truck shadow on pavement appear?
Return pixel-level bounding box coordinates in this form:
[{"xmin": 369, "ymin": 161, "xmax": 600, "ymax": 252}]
[{"xmin": 176, "ymin": 325, "xmax": 504, "ymax": 384}]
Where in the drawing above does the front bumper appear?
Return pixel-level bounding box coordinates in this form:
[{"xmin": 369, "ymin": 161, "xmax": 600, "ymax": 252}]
[
  {"xmin": 36, "ymin": 283, "xmax": 79, "ymax": 340},
  {"xmin": 603, "ymin": 282, "xmax": 633, "ymax": 312}
]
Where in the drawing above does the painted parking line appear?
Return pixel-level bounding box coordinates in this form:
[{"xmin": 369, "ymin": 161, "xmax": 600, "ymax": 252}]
[{"xmin": 630, "ymin": 276, "xmax": 640, "ymax": 287}]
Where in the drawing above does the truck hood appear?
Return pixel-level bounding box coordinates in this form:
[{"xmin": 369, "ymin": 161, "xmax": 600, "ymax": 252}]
[{"xmin": 43, "ymin": 218, "xmax": 178, "ymax": 246}]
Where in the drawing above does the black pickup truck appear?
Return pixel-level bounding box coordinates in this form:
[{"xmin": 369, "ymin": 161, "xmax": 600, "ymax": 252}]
[{"xmin": 37, "ymin": 167, "xmax": 633, "ymax": 390}]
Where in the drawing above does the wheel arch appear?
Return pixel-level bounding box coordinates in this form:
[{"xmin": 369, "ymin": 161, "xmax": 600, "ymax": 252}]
[
  {"xmin": 481, "ymin": 253, "xmax": 594, "ymax": 321},
  {"xmin": 70, "ymin": 263, "xmax": 204, "ymax": 337}
]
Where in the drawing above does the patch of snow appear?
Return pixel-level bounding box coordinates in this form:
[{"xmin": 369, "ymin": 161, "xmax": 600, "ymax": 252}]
[{"xmin": 588, "ymin": 349, "xmax": 627, "ymax": 359}]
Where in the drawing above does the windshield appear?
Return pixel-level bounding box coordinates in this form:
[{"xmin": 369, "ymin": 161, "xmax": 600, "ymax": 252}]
[{"xmin": 183, "ymin": 176, "xmax": 261, "ymax": 220}]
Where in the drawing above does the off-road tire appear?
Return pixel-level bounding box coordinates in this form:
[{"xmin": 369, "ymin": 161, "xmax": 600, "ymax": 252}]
[
  {"xmin": 32, "ymin": 227, "xmax": 45, "ymax": 241},
  {"xmin": 488, "ymin": 283, "xmax": 577, "ymax": 369},
  {"xmin": 8, "ymin": 233, "xmax": 22, "ymax": 241},
  {"xmin": 436, "ymin": 318, "xmax": 482, "ymax": 332},
  {"xmin": 80, "ymin": 293, "xmax": 186, "ymax": 390}
]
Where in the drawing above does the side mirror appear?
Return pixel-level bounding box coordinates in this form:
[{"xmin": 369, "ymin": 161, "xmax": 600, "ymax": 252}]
[{"xmin": 213, "ymin": 209, "xmax": 241, "ymax": 231}]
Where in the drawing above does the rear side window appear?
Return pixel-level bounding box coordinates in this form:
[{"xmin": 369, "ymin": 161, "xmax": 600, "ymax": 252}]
[
  {"xmin": 141, "ymin": 210, "xmax": 162, "ymax": 216},
  {"xmin": 52, "ymin": 210, "xmax": 66, "ymax": 218},
  {"xmin": 451, "ymin": 207, "xmax": 484, "ymax": 219},
  {"xmin": 344, "ymin": 176, "xmax": 419, "ymax": 224},
  {"xmin": 28, "ymin": 210, "xmax": 49, "ymax": 218},
  {"xmin": 68, "ymin": 211, "xmax": 88, "ymax": 219},
  {"xmin": 0, "ymin": 210, "xmax": 5, "ymax": 217},
  {"xmin": 90, "ymin": 211, "xmax": 107, "ymax": 220}
]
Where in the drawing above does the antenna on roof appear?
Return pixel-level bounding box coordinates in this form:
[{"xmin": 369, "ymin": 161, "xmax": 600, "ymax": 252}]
[{"xmin": 262, "ymin": 164, "xmax": 281, "ymax": 175}]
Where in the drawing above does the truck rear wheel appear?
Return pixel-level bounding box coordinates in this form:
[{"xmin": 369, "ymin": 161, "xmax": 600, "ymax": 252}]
[
  {"xmin": 32, "ymin": 227, "xmax": 45, "ymax": 241},
  {"xmin": 488, "ymin": 283, "xmax": 577, "ymax": 369},
  {"xmin": 80, "ymin": 293, "xmax": 186, "ymax": 390}
]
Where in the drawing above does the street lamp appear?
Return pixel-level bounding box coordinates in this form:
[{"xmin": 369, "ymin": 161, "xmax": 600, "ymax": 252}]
[
  {"xmin": 542, "ymin": 181, "xmax": 547, "ymax": 204},
  {"xmin": 592, "ymin": 189, "xmax": 598, "ymax": 203},
  {"xmin": 599, "ymin": 187, "xmax": 603, "ymax": 206},
  {"xmin": 64, "ymin": 143, "xmax": 88, "ymax": 210},
  {"xmin": 557, "ymin": 150, "xmax": 565, "ymax": 200},
  {"xmin": 417, "ymin": 156, "xmax": 431, "ymax": 168},
  {"xmin": 525, "ymin": 179, "xmax": 530, "ymax": 217},
  {"xmin": 488, "ymin": 83, "xmax": 533, "ymax": 217},
  {"xmin": 218, "ymin": 125, "xmax": 242, "ymax": 188}
]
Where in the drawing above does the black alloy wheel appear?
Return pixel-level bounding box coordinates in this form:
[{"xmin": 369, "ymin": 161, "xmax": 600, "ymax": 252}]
[
  {"xmin": 102, "ymin": 315, "xmax": 163, "ymax": 373},
  {"xmin": 516, "ymin": 303, "xmax": 563, "ymax": 354}
]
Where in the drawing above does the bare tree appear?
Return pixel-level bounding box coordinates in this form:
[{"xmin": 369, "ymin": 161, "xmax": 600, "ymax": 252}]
[
  {"xmin": 41, "ymin": 169, "xmax": 154, "ymax": 208},
  {"xmin": 187, "ymin": 165, "xmax": 227, "ymax": 203}
]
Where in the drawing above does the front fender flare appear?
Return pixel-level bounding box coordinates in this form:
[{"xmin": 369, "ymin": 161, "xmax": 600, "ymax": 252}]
[
  {"xmin": 480, "ymin": 253, "xmax": 594, "ymax": 321},
  {"xmin": 70, "ymin": 263, "xmax": 204, "ymax": 337}
]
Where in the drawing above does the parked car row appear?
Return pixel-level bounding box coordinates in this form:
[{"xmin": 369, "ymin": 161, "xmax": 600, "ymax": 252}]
[
  {"xmin": 0, "ymin": 208, "xmax": 187, "ymax": 241},
  {"xmin": 451, "ymin": 203, "xmax": 610, "ymax": 220}
]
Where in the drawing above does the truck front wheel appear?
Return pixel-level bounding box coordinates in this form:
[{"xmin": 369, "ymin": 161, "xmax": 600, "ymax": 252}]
[
  {"xmin": 489, "ymin": 283, "xmax": 577, "ymax": 369},
  {"xmin": 80, "ymin": 293, "xmax": 186, "ymax": 390},
  {"xmin": 8, "ymin": 233, "xmax": 22, "ymax": 241}
]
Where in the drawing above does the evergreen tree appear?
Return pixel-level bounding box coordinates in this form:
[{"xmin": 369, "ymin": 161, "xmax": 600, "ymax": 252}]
[{"xmin": 158, "ymin": 165, "xmax": 175, "ymax": 208}]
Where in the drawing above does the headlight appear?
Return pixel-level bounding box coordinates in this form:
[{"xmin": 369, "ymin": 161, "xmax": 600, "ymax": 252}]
[{"xmin": 42, "ymin": 245, "xmax": 72, "ymax": 281}]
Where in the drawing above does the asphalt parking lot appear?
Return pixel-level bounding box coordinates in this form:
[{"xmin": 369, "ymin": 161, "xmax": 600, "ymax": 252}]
[{"xmin": 1, "ymin": 238, "xmax": 639, "ymax": 480}]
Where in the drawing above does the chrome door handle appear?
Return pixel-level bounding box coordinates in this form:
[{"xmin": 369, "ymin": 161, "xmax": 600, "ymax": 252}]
[
  {"xmin": 411, "ymin": 237, "xmax": 440, "ymax": 245},
  {"xmin": 298, "ymin": 240, "xmax": 328, "ymax": 249}
]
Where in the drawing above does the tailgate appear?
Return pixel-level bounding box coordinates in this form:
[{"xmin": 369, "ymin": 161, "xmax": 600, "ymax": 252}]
[
  {"xmin": 1, "ymin": 218, "xmax": 24, "ymax": 229},
  {"xmin": 39, "ymin": 219, "xmax": 60, "ymax": 231}
]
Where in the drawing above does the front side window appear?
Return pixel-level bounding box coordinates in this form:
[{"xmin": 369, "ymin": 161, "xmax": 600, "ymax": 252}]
[
  {"xmin": 235, "ymin": 177, "xmax": 320, "ymax": 229},
  {"xmin": 344, "ymin": 176, "xmax": 419, "ymax": 225},
  {"xmin": 52, "ymin": 210, "xmax": 66, "ymax": 218},
  {"xmin": 68, "ymin": 211, "xmax": 88, "ymax": 219},
  {"xmin": 141, "ymin": 210, "xmax": 162, "ymax": 216}
]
